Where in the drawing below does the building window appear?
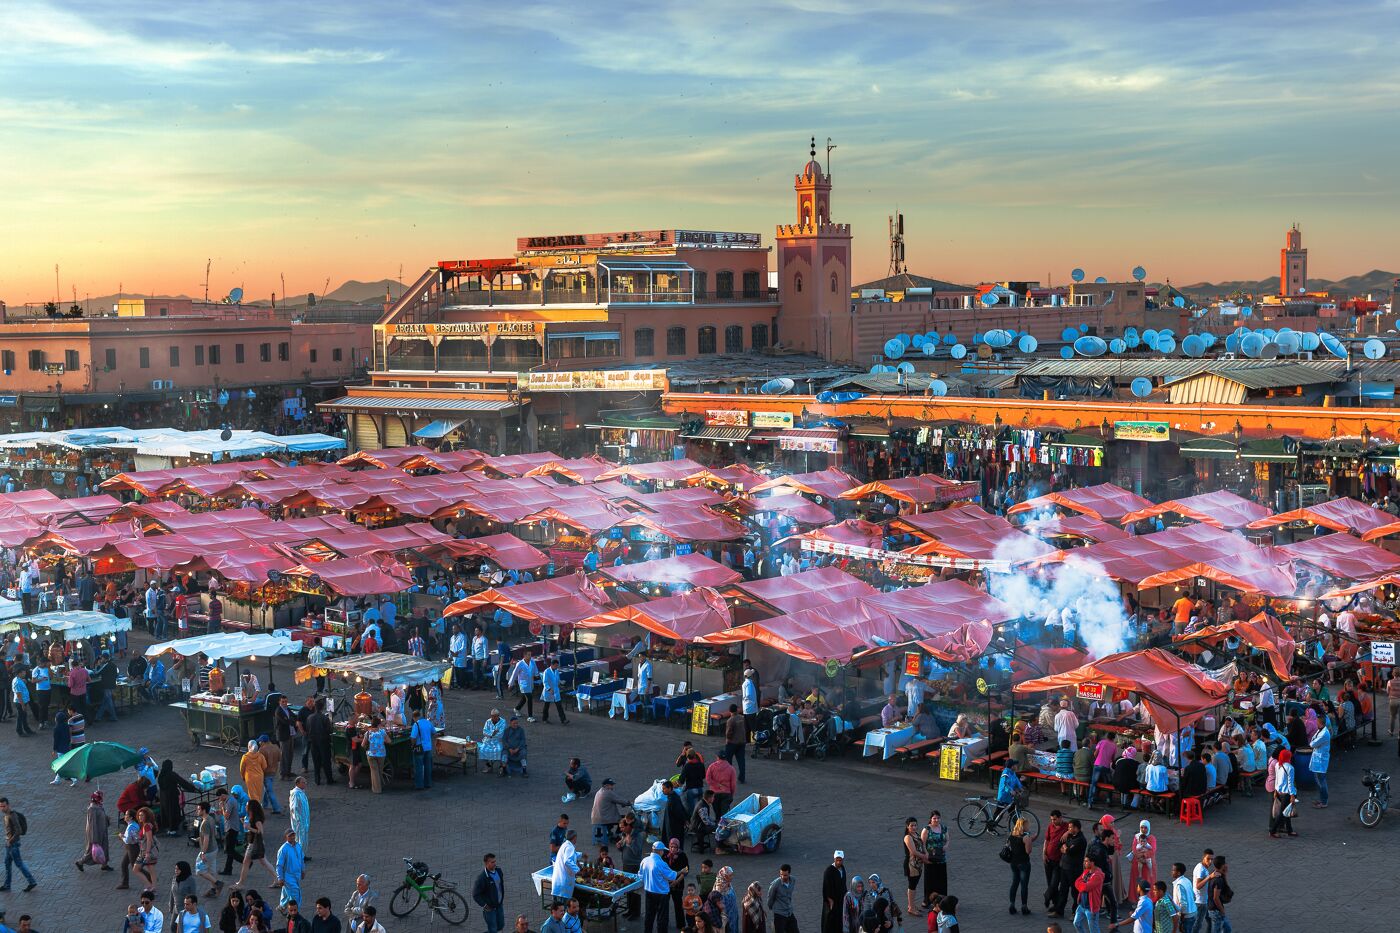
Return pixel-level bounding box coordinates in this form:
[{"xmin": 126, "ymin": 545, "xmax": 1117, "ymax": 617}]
[
  {"xmin": 794, "ymin": 273, "xmax": 803, "ymax": 293},
  {"xmin": 310, "ymin": 348, "xmax": 318, "ymax": 363},
  {"xmin": 104, "ymin": 348, "xmax": 116, "ymax": 370},
  {"xmin": 587, "ymin": 337, "xmax": 620, "ymax": 358},
  {"xmin": 209, "ymin": 345, "xmax": 221, "ymax": 365},
  {"xmin": 634, "ymin": 328, "xmax": 655, "ymax": 357},
  {"xmin": 278, "ymin": 342, "xmax": 289, "ymax": 361},
  {"xmin": 139, "ymin": 347, "xmax": 150, "ymax": 369},
  {"xmin": 716, "ymin": 271, "xmax": 734, "ymax": 299},
  {"xmin": 1073, "ymin": 294, "xmax": 1094, "ymax": 307},
  {"xmin": 830, "ymin": 272, "xmax": 838, "ymax": 293},
  {"xmin": 259, "ymin": 343, "xmax": 271, "ymax": 362},
  {"xmin": 194, "ymin": 345, "xmax": 205, "ymax": 366},
  {"xmin": 742, "ymin": 271, "xmax": 761, "ymax": 299},
  {"xmin": 697, "ymin": 325, "xmax": 717, "ymax": 355},
  {"xmin": 666, "ymin": 326, "xmax": 687, "ymax": 355},
  {"xmin": 169, "ymin": 346, "xmax": 180, "ymax": 367},
  {"xmin": 1, "ymin": 350, "xmax": 14, "ymax": 372},
  {"xmin": 693, "ymin": 271, "xmax": 707, "ymax": 300},
  {"xmin": 236, "ymin": 344, "xmax": 245, "ymax": 364},
  {"xmin": 333, "ymin": 347, "xmax": 343, "ymax": 362},
  {"xmin": 751, "ymin": 324, "xmax": 769, "ymax": 351},
  {"xmin": 65, "ymin": 349, "xmax": 79, "ymax": 371},
  {"xmin": 724, "ymin": 325, "xmax": 743, "ymax": 353},
  {"xmin": 28, "ymin": 350, "xmax": 45, "ymax": 371}
]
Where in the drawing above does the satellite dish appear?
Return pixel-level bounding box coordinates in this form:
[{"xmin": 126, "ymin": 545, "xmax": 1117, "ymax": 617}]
[
  {"xmin": 228, "ymin": 287, "xmax": 244, "ymax": 304},
  {"xmin": 972, "ymin": 332, "xmax": 984, "ymax": 345},
  {"xmin": 760, "ymin": 378, "xmax": 795, "ymax": 395},
  {"xmin": 1132, "ymin": 265, "xmax": 1146, "ymax": 282},
  {"xmin": 928, "ymin": 379, "xmax": 948, "ymax": 397},
  {"xmin": 950, "ymin": 343, "xmax": 967, "ymax": 359},
  {"xmin": 896, "ymin": 361, "xmax": 915, "ymax": 374},
  {"xmin": 981, "ymin": 292, "xmax": 998, "ymax": 306},
  {"xmin": 1225, "ymin": 333, "xmax": 1241, "ymax": 353},
  {"xmin": 1130, "ymin": 377, "xmax": 1152, "ymax": 397},
  {"xmin": 1364, "ymin": 338, "xmax": 1386, "ymax": 360},
  {"xmin": 1240, "ymin": 332, "xmax": 1267, "ymax": 358},
  {"xmin": 1109, "ymin": 338, "xmax": 1126, "ymax": 353},
  {"xmin": 911, "ymin": 333, "xmax": 926, "ymax": 348},
  {"xmin": 1143, "ymin": 329, "xmax": 1158, "ymax": 345},
  {"xmin": 1275, "ymin": 332, "xmax": 1301, "ymax": 355},
  {"xmin": 1260, "ymin": 343, "xmax": 1279, "ymax": 360},
  {"xmin": 1094, "ymin": 276, "xmax": 1108, "ymax": 284},
  {"xmin": 1181, "ymin": 335, "xmax": 1205, "ymax": 357},
  {"xmin": 1200, "ymin": 332, "xmax": 1216, "ymax": 347},
  {"xmin": 1060, "ymin": 346, "xmax": 1074, "ymax": 359},
  {"xmin": 1158, "ymin": 328, "xmax": 1175, "ymax": 338},
  {"xmin": 977, "ymin": 344, "xmax": 993, "ymax": 359},
  {"xmin": 1156, "ymin": 335, "xmax": 1176, "ymax": 354},
  {"xmin": 1124, "ymin": 332, "xmax": 1141, "ymax": 349},
  {"xmin": 1261, "ymin": 328, "xmax": 1277, "ymax": 340},
  {"xmin": 896, "ymin": 333, "xmax": 913, "ymax": 348},
  {"xmin": 921, "ymin": 343, "xmax": 938, "ymax": 357},
  {"xmin": 1241, "ymin": 305, "xmax": 1253, "ymax": 318},
  {"xmin": 943, "ymin": 333, "xmax": 958, "ymax": 345},
  {"xmin": 985, "ymin": 329, "xmax": 1013, "ymax": 348},
  {"xmin": 220, "ymin": 427, "xmax": 233, "ymax": 442},
  {"xmin": 1319, "ymin": 332, "xmax": 1347, "ymax": 359},
  {"xmin": 1017, "ymin": 334, "xmax": 1038, "ymax": 354},
  {"xmin": 1172, "ymin": 295, "xmax": 1186, "ymax": 308},
  {"xmin": 1061, "ymin": 327, "xmax": 1079, "ymax": 342},
  {"xmin": 1300, "ymin": 332, "xmax": 1320, "ymax": 351},
  {"xmin": 1071, "ymin": 268, "xmax": 1086, "ymax": 283},
  {"xmin": 1079, "ymin": 323, "xmax": 1090, "ymax": 333},
  {"xmin": 1073, "ymin": 335, "xmax": 1107, "ymax": 357},
  {"xmin": 883, "ymin": 338, "xmax": 905, "ymax": 359},
  {"xmin": 1124, "ymin": 327, "xmax": 1139, "ymax": 342}
]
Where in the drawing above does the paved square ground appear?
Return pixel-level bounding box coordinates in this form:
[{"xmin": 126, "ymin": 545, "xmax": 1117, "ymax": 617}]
[{"xmin": 3, "ymin": 637, "xmax": 1398, "ymax": 931}]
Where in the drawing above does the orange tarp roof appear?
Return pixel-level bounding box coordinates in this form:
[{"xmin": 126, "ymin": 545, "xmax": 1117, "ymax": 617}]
[
  {"xmin": 1118, "ymin": 490, "xmax": 1273, "ymax": 530},
  {"xmin": 1175, "ymin": 613, "xmax": 1296, "ymax": 680},
  {"xmin": 839, "ymin": 474, "xmax": 977, "ymax": 507},
  {"xmin": 749, "ymin": 468, "xmax": 859, "ymax": 500},
  {"xmin": 444, "ymin": 571, "xmax": 612, "ymax": 626},
  {"xmin": 896, "ymin": 505, "xmax": 1055, "ymax": 562},
  {"xmin": 797, "ymin": 518, "xmax": 885, "ymax": 549},
  {"xmin": 1246, "ymin": 496, "xmax": 1400, "ymax": 540},
  {"xmin": 576, "ymin": 587, "xmax": 733, "ymax": 641},
  {"xmin": 600, "ymin": 553, "xmax": 742, "ymax": 588},
  {"xmin": 1134, "ymin": 547, "xmax": 1298, "ymax": 597},
  {"xmin": 725, "ymin": 566, "xmax": 877, "ymax": 614},
  {"xmin": 1014, "ymin": 648, "xmax": 1229, "ymax": 727},
  {"xmin": 699, "ymin": 599, "xmax": 911, "ymax": 664},
  {"xmin": 443, "ymin": 532, "xmax": 548, "ymax": 570}
]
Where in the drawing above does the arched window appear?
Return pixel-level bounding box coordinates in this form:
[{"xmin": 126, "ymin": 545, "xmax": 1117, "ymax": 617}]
[
  {"xmin": 693, "ymin": 271, "xmax": 707, "ymax": 300},
  {"xmin": 633, "ymin": 327, "xmax": 654, "ymax": 358},
  {"xmin": 751, "ymin": 324, "xmax": 769, "ymax": 351},
  {"xmin": 742, "ymin": 271, "xmax": 761, "ymax": 299},
  {"xmin": 794, "ymin": 273, "xmax": 803, "ymax": 294},
  {"xmin": 724, "ymin": 325, "xmax": 743, "ymax": 353},
  {"xmin": 697, "ymin": 326, "xmax": 717, "ymax": 355},
  {"xmin": 830, "ymin": 272, "xmax": 839, "ymax": 293},
  {"xmin": 715, "ymin": 271, "xmax": 734, "ymax": 300},
  {"xmin": 666, "ymin": 326, "xmax": 687, "ymax": 355}
]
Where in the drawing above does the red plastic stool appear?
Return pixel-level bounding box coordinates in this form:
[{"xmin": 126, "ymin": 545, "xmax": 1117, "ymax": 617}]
[{"xmin": 1179, "ymin": 796, "xmax": 1203, "ymax": 826}]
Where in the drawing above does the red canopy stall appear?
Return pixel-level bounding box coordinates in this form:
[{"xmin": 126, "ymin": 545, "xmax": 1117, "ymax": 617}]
[{"xmin": 1014, "ymin": 648, "xmax": 1230, "ymax": 728}]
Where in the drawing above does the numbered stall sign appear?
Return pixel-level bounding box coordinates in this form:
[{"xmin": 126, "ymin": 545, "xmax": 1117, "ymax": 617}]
[
  {"xmin": 691, "ymin": 702, "xmax": 712, "ymax": 735},
  {"xmin": 939, "ymin": 744, "xmax": 962, "ymax": 780},
  {"xmin": 1372, "ymin": 641, "xmax": 1396, "ymax": 666}
]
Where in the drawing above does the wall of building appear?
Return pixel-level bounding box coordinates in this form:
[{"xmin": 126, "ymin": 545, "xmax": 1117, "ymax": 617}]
[{"xmin": 0, "ymin": 318, "xmax": 371, "ymax": 393}]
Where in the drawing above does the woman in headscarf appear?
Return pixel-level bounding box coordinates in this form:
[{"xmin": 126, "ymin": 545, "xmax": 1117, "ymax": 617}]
[
  {"xmin": 169, "ymin": 860, "xmax": 198, "ymax": 920},
  {"xmin": 1285, "ymin": 711, "xmax": 1309, "ymax": 751},
  {"xmin": 77, "ymin": 790, "xmax": 111, "ymax": 871},
  {"xmin": 1111, "ymin": 746, "xmax": 1140, "ymax": 809},
  {"xmin": 480, "ymin": 709, "xmax": 506, "ymax": 775},
  {"xmin": 1127, "ymin": 819, "xmax": 1157, "ymax": 889},
  {"xmin": 742, "ymin": 880, "xmax": 768, "ymax": 933},
  {"xmin": 157, "ymin": 759, "xmax": 199, "ymax": 835},
  {"xmin": 1096, "ymin": 813, "xmax": 1126, "ymax": 904},
  {"xmin": 1303, "ymin": 705, "xmax": 1320, "ymax": 740},
  {"xmin": 841, "ymin": 876, "xmax": 867, "ymax": 933},
  {"xmin": 664, "ymin": 837, "xmax": 690, "ymax": 930},
  {"xmin": 1269, "ymin": 748, "xmax": 1298, "ymax": 837},
  {"xmin": 237, "ymin": 744, "xmax": 266, "ymax": 817},
  {"xmin": 1261, "ymin": 721, "xmax": 1288, "ymax": 753}
]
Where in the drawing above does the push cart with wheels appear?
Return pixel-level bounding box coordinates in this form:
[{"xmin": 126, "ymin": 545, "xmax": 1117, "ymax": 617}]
[{"xmin": 714, "ymin": 793, "xmax": 783, "ymax": 854}]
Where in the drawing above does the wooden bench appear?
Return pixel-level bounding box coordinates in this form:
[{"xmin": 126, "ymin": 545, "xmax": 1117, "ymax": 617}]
[
  {"xmin": 991, "ymin": 766, "xmax": 1179, "ymax": 814},
  {"xmin": 893, "ymin": 737, "xmax": 945, "ymax": 762},
  {"xmin": 1235, "ymin": 769, "xmax": 1264, "ymax": 797}
]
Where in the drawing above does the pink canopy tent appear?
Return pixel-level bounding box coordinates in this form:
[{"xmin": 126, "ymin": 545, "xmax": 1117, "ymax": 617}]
[
  {"xmin": 599, "ymin": 553, "xmax": 742, "ymax": 588},
  {"xmin": 631, "ymin": 487, "xmax": 729, "ymax": 511},
  {"xmin": 1015, "ymin": 648, "xmax": 1229, "ymax": 728},
  {"xmin": 575, "ymin": 587, "xmax": 733, "ymax": 641},
  {"xmin": 177, "ymin": 545, "xmax": 297, "ymax": 586},
  {"xmin": 797, "ymin": 518, "xmax": 886, "ymax": 549},
  {"xmin": 1007, "ymin": 482, "xmax": 1154, "ymax": 523},
  {"xmin": 476, "ymin": 452, "xmax": 565, "ymax": 478},
  {"xmin": 395, "ymin": 449, "xmax": 490, "ymax": 473},
  {"xmin": 896, "ymin": 505, "xmax": 1055, "ymax": 562},
  {"xmin": 1279, "ymin": 532, "xmax": 1400, "ymax": 580},
  {"xmin": 839, "ymin": 474, "xmax": 978, "ymax": 508},
  {"xmin": 1118, "ymin": 489, "xmax": 1273, "ymax": 530},
  {"xmin": 1175, "ymin": 613, "xmax": 1297, "ymax": 680},
  {"xmin": 699, "ymin": 599, "xmax": 911, "ymax": 664},
  {"xmin": 283, "ymin": 555, "xmax": 413, "ymax": 596},
  {"xmin": 1057, "ymin": 522, "xmax": 1257, "ymax": 584},
  {"xmin": 868, "ymin": 579, "xmax": 1019, "ymax": 635},
  {"xmin": 337, "ymin": 446, "xmax": 436, "ymax": 469},
  {"xmin": 445, "ymin": 571, "xmax": 612, "ymax": 626},
  {"xmin": 16, "ymin": 494, "xmax": 125, "ymax": 526},
  {"xmin": 749, "ymin": 468, "xmax": 859, "ymax": 500},
  {"xmin": 1134, "ymin": 546, "xmax": 1298, "ymax": 598},
  {"xmin": 27, "ymin": 524, "xmax": 137, "ymax": 557},
  {"xmin": 1023, "ymin": 514, "xmax": 1128, "ymax": 544},
  {"xmin": 1246, "ymin": 496, "xmax": 1400, "ymax": 540},
  {"xmin": 522, "ymin": 456, "xmax": 614, "ymax": 484},
  {"xmin": 443, "ymin": 532, "xmax": 548, "ymax": 570},
  {"xmin": 694, "ymin": 464, "xmax": 766, "ymax": 491},
  {"xmin": 615, "ymin": 507, "xmax": 749, "ymax": 543},
  {"xmin": 595, "ymin": 458, "xmax": 710, "ymax": 485},
  {"xmin": 522, "ymin": 503, "xmax": 628, "ymax": 535},
  {"xmin": 725, "ymin": 566, "xmax": 877, "ymax": 614},
  {"xmin": 735, "ymin": 493, "xmax": 834, "ymax": 526}
]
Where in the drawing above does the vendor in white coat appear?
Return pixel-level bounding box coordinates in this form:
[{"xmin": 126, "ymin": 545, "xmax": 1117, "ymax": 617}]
[{"xmin": 550, "ymin": 828, "xmax": 581, "ymax": 902}]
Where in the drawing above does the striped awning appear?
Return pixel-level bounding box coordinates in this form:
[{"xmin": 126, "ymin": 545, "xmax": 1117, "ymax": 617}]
[
  {"xmin": 681, "ymin": 426, "xmax": 752, "ymax": 441},
  {"xmin": 319, "ymin": 395, "xmax": 517, "ymax": 414}
]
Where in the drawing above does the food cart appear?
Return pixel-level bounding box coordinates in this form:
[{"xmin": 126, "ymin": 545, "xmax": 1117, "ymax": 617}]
[
  {"xmin": 715, "ymin": 793, "xmax": 783, "ymax": 854},
  {"xmin": 147, "ymin": 632, "xmax": 304, "ymax": 752},
  {"xmin": 4, "ymin": 610, "xmax": 143, "ymax": 709},
  {"xmin": 295, "ymin": 652, "xmax": 464, "ymax": 781},
  {"xmin": 531, "ymin": 864, "xmax": 641, "ymax": 928}
]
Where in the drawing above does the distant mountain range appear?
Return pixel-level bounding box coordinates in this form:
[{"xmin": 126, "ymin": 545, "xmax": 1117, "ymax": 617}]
[
  {"xmin": 1175, "ymin": 269, "xmax": 1399, "ymax": 301},
  {"xmin": 7, "ymin": 278, "xmax": 410, "ymax": 312}
]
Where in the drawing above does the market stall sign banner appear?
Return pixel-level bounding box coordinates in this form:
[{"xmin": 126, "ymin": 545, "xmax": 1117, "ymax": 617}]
[
  {"xmin": 752, "ymin": 411, "xmax": 794, "ymax": 430},
  {"xmin": 518, "ymin": 370, "xmax": 668, "ymax": 392},
  {"xmin": 1076, "ymin": 682, "xmax": 1106, "ymax": 701},
  {"xmin": 903, "ymin": 652, "xmax": 922, "ymax": 677},
  {"xmin": 1113, "ymin": 421, "xmax": 1170, "ymax": 442},
  {"xmin": 779, "ymin": 434, "xmax": 840, "ymax": 453},
  {"xmin": 1372, "ymin": 641, "xmax": 1396, "ymax": 665},
  {"xmin": 939, "ymin": 744, "xmax": 962, "ymax": 780},
  {"xmin": 706, "ymin": 409, "xmax": 750, "ymax": 427},
  {"xmin": 800, "ymin": 536, "xmax": 1013, "ymax": 573},
  {"xmin": 691, "ymin": 702, "xmax": 711, "ymax": 735},
  {"xmin": 385, "ymin": 321, "xmax": 539, "ymax": 338}
]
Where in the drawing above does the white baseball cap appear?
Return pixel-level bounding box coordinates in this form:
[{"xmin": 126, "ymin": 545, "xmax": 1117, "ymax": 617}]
[{"xmin": 833, "ymin": 850, "xmax": 845, "ymax": 859}]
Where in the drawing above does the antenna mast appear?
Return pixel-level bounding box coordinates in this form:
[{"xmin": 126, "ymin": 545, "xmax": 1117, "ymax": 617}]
[
  {"xmin": 204, "ymin": 259, "xmax": 212, "ymax": 303},
  {"xmin": 825, "ymin": 136, "xmax": 837, "ymax": 176},
  {"xmin": 54, "ymin": 264, "xmax": 60, "ymax": 307},
  {"xmin": 888, "ymin": 211, "xmax": 906, "ymax": 276}
]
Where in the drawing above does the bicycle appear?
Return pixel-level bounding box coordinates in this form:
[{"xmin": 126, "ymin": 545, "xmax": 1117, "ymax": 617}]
[
  {"xmin": 956, "ymin": 795, "xmax": 1040, "ymax": 840},
  {"xmin": 389, "ymin": 857, "xmax": 470, "ymax": 925}
]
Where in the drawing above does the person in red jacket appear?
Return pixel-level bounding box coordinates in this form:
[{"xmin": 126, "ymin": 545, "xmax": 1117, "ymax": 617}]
[
  {"xmin": 1041, "ymin": 811, "xmax": 1067, "ymax": 910},
  {"xmin": 1073, "ymin": 857, "xmax": 1104, "ymax": 932}
]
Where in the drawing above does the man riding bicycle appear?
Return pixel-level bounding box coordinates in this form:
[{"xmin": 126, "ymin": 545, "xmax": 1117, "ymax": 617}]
[{"xmin": 992, "ymin": 759, "xmax": 1025, "ymax": 830}]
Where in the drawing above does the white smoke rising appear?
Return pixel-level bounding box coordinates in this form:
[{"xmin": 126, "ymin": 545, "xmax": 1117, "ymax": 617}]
[{"xmin": 988, "ymin": 506, "xmax": 1135, "ymax": 659}]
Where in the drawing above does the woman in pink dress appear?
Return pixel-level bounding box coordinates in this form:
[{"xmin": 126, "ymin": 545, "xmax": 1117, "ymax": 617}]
[
  {"xmin": 1096, "ymin": 813, "xmax": 1127, "ymax": 903},
  {"xmin": 1128, "ymin": 819, "xmax": 1158, "ymax": 889}
]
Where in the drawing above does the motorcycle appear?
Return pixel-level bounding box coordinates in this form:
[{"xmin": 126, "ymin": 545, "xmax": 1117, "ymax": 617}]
[{"xmin": 1358, "ymin": 768, "xmax": 1390, "ymax": 828}]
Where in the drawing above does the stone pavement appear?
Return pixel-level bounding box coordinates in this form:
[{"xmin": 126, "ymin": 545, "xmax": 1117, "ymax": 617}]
[{"xmin": 2, "ymin": 641, "xmax": 1398, "ymax": 931}]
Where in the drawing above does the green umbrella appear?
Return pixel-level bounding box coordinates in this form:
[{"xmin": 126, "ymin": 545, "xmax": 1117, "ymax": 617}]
[{"xmin": 50, "ymin": 741, "xmax": 143, "ymax": 781}]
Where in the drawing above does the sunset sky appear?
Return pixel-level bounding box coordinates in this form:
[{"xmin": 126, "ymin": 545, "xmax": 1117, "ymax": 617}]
[{"xmin": 2, "ymin": 0, "xmax": 1398, "ymax": 306}]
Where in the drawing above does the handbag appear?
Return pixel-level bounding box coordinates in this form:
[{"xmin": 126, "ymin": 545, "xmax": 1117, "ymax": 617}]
[
  {"xmin": 1282, "ymin": 799, "xmax": 1296, "ymax": 818},
  {"xmin": 90, "ymin": 843, "xmax": 107, "ymax": 865},
  {"xmin": 997, "ymin": 841, "xmax": 1014, "ymax": 863}
]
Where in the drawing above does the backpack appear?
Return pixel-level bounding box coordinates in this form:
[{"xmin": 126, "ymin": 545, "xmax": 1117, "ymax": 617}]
[{"xmin": 12, "ymin": 811, "xmax": 27, "ymax": 836}]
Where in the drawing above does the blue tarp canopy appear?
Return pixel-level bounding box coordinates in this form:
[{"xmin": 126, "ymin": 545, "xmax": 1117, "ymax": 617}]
[{"xmin": 412, "ymin": 419, "xmax": 465, "ymax": 439}]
